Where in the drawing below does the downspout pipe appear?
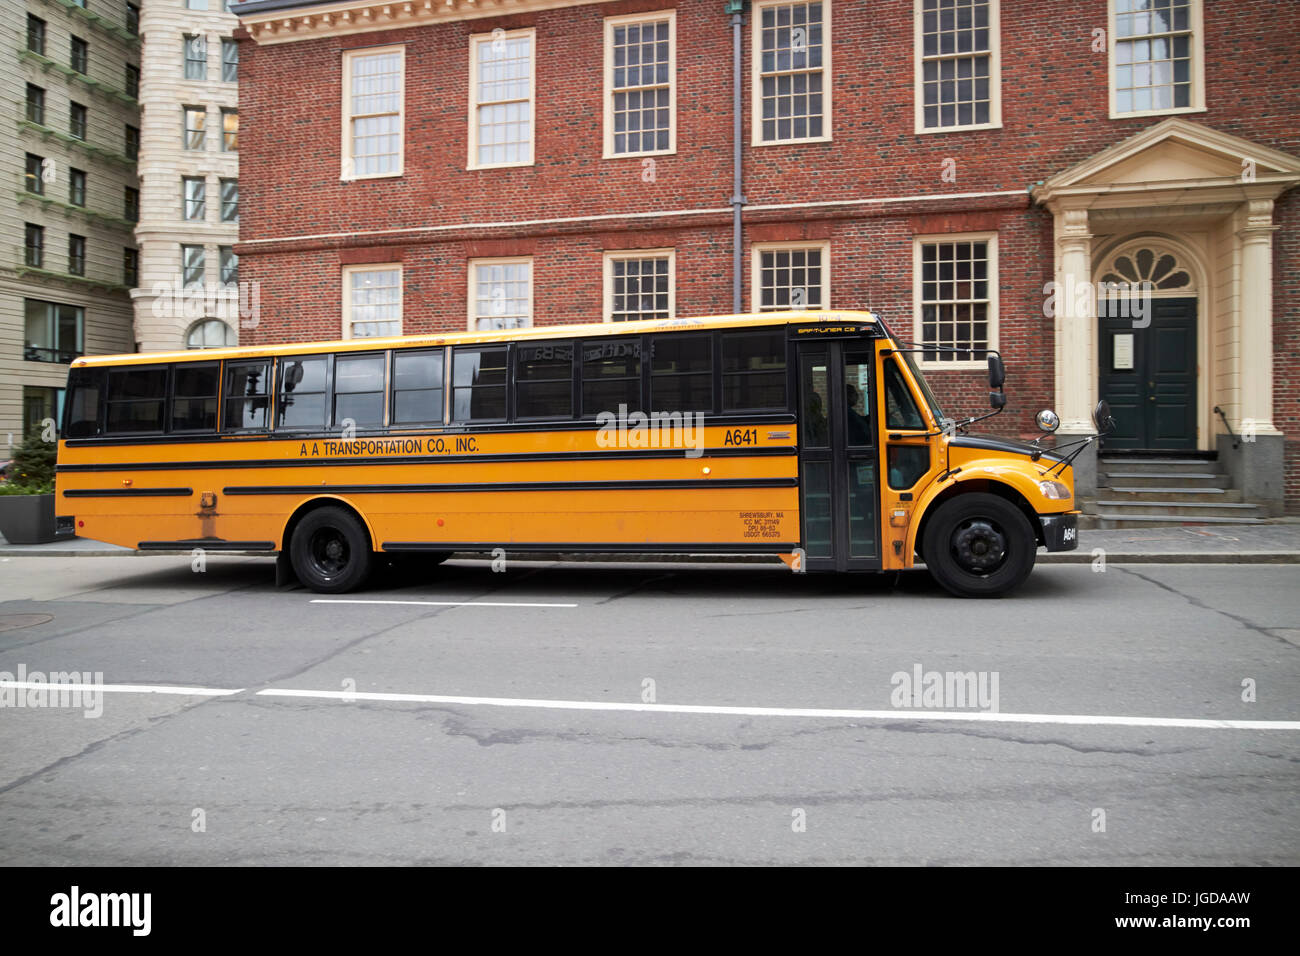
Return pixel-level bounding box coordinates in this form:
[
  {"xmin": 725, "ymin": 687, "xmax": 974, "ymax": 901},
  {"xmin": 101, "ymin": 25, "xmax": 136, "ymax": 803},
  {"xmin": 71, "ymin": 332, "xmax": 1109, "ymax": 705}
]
[{"xmin": 728, "ymin": 2, "xmax": 747, "ymax": 314}]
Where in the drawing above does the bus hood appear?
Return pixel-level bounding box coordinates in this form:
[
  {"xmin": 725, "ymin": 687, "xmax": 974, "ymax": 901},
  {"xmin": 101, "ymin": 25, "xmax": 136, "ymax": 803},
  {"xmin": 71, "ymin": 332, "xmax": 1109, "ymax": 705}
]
[{"xmin": 949, "ymin": 434, "xmax": 1066, "ymax": 464}]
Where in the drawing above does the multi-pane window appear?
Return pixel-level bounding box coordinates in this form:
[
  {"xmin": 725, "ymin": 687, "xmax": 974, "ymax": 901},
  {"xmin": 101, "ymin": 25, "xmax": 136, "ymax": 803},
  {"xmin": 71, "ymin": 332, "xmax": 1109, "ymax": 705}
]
[
  {"xmin": 105, "ymin": 367, "xmax": 167, "ymax": 434},
  {"xmin": 223, "ymin": 360, "xmax": 271, "ymax": 429},
  {"xmin": 188, "ymin": 320, "xmax": 237, "ymax": 349},
  {"xmin": 515, "ymin": 343, "xmax": 575, "ymax": 419},
  {"xmin": 26, "ymin": 84, "xmax": 44, "ymax": 124},
  {"xmin": 754, "ymin": 244, "xmax": 827, "ymax": 310},
  {"xmin": 754, "ymin": 1, "xmax": 828, "ymax": 143},
  {"xmin": 276, "ymin": 356, "xmax": 328, "ymax": 430},
  {"xmin": 184, "ymin": 35, "xmax": 207, "ymax": 80},
  {"xmin": 605, "ymin": 14, "xmax": 675, "ymax": 156},
  {"xmin": 1112, "ymin": 0, "xmax": 1197, "ymax": 114},
  {"xmin": 69, "ymin": 102, "xmax": 87, "ymax": 140},
  {"xmin": 70, "ymin": 37, "xmax": 88, "ymax": 74},
  {"xmin": 27, "ymin": 15, "xmax": 45, "ymax": 55},
  {"xmin": 25, "ymin": 224, "xmax": 44, "ymax": 268},
  {"xmin": 25, "ymin": 154, "xmax": 45, "ymax": 195},
  {"xmin": 24, "ymin": 300, "xmax": 83, "ymax": 364},
  {"xmin": 172, "ymin": 362, "xmax": 220, "ymax": 431},
  {"xmin": 471, "ymin": 31, "xmax": 533, "ymax": 168},
  {"xmin": 915, "ymin": 236, "xmax": 996, "ymax": 363},
  {"xmin": 722, "ymin": 330, "xmax": 787, "ymax": 411},
  {"xmin": 125, "ymin": 124, "xmax": 140, "ymax": 159},
  {"xmin": 68, "ymin": 235, "xmax": 86, "ymax": 277},
  {"xmin": 605, "ymin": 252, "xmax": 673, "ymax": 322},
  {"xmin": 344, "ymin": 266, "xmax": 401, "ymax": 338},
  {"xmin": 452, "ymin": 347, "xmax": 508, "ymax": 422},
  {"xmin": 186, "ymin": 0, "xmax": 209, "ymax": 9},
  {"xmin": 221, "ymin": 109, "xmax": 238, "ymax": 151},
  {"xmin": 183, "ymin": 106, "xmax": 205, "ymax": 149},
  {"xmin": 125, "ymin": 64, "xmax": 140, "ymax": 99},
  {"xmin": 918, "ymin": 0, "xmax": 997, "ymax": 130},
  {"xmin": 219, "ymin": 246, "xmax": 238, "ymax": 285},
  {"xmin": 470, "ymin": 259, "xmax": 531, "ymax": 330},
  {"xmin": 220, "ymin": 178, "xmax": 239, "ymax": 221},
  {"xmin": 333, "ymin": 354, "xmax": 385, "ymax": 427},
  {"xmin": 124, "ymin": 186, "xmax": 139, "ymax": 221},
  {"xmin": 127, "ymin": 4, "xmax": 140, "ymax": 36},
  {"xmin": 181, "ymin": 244, "xmax": 206, "ymax": 288},
  {"xmin": 221, "ymin": 39, "xmax": 238, "ymax": 82},
  {"xmin": 183, "ymin": 176, "xmax": 206, "ymax": 220},
  {"xmin": 391, "ymin": 350, "xmax": 444, "ymax": 425},
  {"xmin": 69, "ymin": 168, "xmax": 87, "ymax": 207},
  {"xmin": 343, "ymin": 47, "xmax": 403, "ymax": 179},
  {"xmin": 124, "ymin": 247, "xmax": 139, "ymax": 286}
]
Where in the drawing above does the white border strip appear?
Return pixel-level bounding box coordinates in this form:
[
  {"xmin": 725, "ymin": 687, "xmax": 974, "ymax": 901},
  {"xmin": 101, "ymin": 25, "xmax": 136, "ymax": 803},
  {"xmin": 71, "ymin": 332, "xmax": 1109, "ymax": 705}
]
[
  {"xmin": 311, "ymin": 598, "xmax": 578, "ymax": 608},
  {"xmin": 0, "ymin": 681, "xmax": 242, "ymax": 697}
]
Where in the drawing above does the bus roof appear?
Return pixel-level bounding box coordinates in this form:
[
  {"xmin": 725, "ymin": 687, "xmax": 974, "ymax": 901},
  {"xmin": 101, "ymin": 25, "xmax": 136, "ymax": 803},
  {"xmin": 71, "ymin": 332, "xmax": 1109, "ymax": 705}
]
[{"xmin": 71, "ymin": 310, "xmax": 880, "ymax": 367}]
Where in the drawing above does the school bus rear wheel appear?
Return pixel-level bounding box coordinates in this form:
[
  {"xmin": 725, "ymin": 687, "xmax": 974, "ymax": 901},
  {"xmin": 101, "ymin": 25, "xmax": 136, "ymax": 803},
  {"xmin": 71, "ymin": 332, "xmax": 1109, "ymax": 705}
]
[
  {"xmin": 921, "ymin": 492, "xmax": 1036, "ymax": 598},
  {"xmin": 290, "ymin": 505, "xmax": 374, "ymax": 594}
]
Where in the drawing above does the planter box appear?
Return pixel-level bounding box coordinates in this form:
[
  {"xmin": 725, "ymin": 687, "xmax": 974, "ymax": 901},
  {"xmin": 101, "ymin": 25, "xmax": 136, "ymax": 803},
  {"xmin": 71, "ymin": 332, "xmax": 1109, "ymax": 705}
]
[{"xmin": 0, "ymin": 492, "xmax": 56, "ymax": 544}]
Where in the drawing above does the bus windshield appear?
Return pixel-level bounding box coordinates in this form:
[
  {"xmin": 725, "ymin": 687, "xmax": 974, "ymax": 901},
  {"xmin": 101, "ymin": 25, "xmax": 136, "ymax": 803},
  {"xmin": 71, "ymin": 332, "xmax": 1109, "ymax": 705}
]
[{"xmin": 899, "ymin": 350, "xmax": 949, "ymax": 427}]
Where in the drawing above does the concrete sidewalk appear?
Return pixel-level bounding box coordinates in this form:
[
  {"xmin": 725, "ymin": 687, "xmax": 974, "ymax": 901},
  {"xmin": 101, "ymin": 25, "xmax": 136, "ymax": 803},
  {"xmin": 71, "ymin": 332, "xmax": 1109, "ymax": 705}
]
[{"xmin": 1, "ymin": 522, "xmax": 1298, "ymax": 563}]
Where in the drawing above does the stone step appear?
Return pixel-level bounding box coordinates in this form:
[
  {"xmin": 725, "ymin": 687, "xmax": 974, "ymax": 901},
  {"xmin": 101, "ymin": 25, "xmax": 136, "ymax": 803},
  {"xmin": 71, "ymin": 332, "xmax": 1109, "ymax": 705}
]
[
  {"xmin": 1106, "ymin": 487, "xmax": 1243, "ymax": 503},
  {"xmin": 1099, "ymin": 472, "xmax": 1231, "ymax": 489},
  {"xmin": 1093, "ymin": 500, "xmax": 1264, "ymax": 519},
  {"xmin": 1097, "ymin": 457, "xmax": 1222, "ymax": 475},
  {"xmin": 1094, "ymin": 513, "xmax": 1269, "ymax": 530}
]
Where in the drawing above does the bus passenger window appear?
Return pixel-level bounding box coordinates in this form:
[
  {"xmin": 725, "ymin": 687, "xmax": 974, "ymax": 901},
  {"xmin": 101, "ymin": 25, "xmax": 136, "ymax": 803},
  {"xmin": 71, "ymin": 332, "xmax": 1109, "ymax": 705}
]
[
  {"xmin": 223, "ymin": 360, "xmax": 271, "ymax": 430},
  {"xmin": 844, "ymin": 351, "xmax": 873, "ymax": 447},
  {"xmin": 582, "ymin": 339, "xmax": 640, "ymax": 416},
  {"xmin": 64, "ymin": 367, "xmax": 103, "ymax": 438},
  {"xmin": 884, "ymin": 359, "xmax": 925, "ymax": 430},
  {"xmin": 277, "ymin": 356, "xmax": 327, "ymax": 429},
  {"xmin": 172, "ymin": 363, "xmax": 219, "ymax": 432},
  {"xmin": 722, "ymin": 330, "xmax": 786, "ymax": 410},
  {"xmin": 516, "ymin": 342, "xmax": 574, "ymax": 419},
  {"xmin": 104, "ymin": 366, "xmax": 167, "ymax": 434},
  {"xmin": 888, "ymin": 445, "xmax": 930, "ymax": 490},
  {"xmin": 650, "ymin": 334, "xmax": 712, "ymax": 412},
  {"xmin": 334, "ymin": 353, "xmax": 385, "ymax": 428},
  {"xmin": 452, "ymin": 346, "xmax": 507, "ymax": 422},
  {"xmin": 391, "ymin": 349, "xmax": 444, "ymax": 425}
]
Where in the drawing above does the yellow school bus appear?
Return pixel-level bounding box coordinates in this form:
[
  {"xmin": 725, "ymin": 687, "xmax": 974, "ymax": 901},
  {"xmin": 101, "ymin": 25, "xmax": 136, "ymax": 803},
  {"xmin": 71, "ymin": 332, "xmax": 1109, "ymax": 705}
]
[{"xmin": 55, "ymin": 311, "xmax": 1087, "ymax": 597}]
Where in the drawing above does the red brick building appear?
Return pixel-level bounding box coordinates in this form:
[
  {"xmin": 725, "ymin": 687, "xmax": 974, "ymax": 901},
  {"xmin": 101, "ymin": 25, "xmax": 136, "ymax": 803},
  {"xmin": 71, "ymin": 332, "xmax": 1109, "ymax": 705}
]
[{"xmin": 228, "ymin": 0, "xmax": 1300, "ymax": 513}]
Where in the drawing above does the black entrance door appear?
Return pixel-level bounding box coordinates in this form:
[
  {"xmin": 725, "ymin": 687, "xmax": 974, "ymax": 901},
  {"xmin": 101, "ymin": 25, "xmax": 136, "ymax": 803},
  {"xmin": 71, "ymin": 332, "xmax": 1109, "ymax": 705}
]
[
  {"xmin": 796, "ymin": 339, "xmax": 880, "ymax": 571},
  {"xmin": 1099, "ymin": 297, "xmax": 1197, "ymax": 450}
]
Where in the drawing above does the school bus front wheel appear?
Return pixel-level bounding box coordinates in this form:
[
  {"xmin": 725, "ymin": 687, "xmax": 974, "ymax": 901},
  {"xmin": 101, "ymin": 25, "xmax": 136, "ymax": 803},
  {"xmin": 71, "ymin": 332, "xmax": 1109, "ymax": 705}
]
[{"xmin": 920, "ymin": 493, "xmax": 1039, "ymax": 598}]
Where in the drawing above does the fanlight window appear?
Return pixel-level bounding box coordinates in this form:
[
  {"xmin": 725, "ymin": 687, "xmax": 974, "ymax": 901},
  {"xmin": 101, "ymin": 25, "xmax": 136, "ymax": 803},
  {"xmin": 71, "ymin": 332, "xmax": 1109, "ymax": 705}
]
[{"xmin": 1099, "ymin": 246, "xmax": 1193, "ymax": 291}]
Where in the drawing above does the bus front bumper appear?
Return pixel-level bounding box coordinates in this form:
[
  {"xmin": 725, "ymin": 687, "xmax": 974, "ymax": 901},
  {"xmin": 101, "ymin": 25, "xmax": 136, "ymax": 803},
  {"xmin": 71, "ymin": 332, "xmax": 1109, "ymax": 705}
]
[{"xmin": 1039, "ymin": 512, "xmax": 1079, "ymax": 552}]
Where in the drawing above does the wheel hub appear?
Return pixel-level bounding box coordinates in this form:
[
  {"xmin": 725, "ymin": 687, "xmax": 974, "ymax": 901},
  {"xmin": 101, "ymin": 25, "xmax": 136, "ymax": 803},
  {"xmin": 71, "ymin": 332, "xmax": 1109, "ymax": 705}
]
[{"xmin": 951, "ymin": 519, "xmax": 1007, "ymax": 573}]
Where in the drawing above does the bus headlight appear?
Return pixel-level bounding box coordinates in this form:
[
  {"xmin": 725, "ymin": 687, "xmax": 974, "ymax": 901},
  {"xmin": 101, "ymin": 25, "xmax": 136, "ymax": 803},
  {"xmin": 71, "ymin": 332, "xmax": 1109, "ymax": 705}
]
[{"xmin": 1037, "ymin": 479, "xmax": 1071, "ymax": 499}]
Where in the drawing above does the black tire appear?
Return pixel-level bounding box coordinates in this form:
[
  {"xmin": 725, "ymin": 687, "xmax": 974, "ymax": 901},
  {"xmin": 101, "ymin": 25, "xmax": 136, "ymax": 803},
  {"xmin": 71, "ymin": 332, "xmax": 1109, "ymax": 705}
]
[
  {"xmin": 921, "ymin": 492, "xmax": 1037, "ymax": 598},
  {"xmin": 288, "ymin": 506, "xmax": 374, "ymax": 594}
]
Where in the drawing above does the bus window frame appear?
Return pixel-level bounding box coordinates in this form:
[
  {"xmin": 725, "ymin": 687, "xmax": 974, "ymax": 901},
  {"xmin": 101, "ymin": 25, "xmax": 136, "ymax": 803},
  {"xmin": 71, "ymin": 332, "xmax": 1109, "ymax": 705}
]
[
  {"xmin": 221, "ymin": 357, "xmax": 276, "ymax": 434},
  {"xmin": 648, "ymin": 330, "xmax": 716, "ymax": 416},
  {"xmin": 451, "ymin": 343, "xmax": 510, "ymax": 425},
  {"xmin": 720, "ymin": 328, "xmax": 789, "ymax": 414},
  {"xmin": 579, "ymin": 334, "xmax": 646, "ymax": 420},
  {"xmin": 512, "ymin": 339, "xmax": 577, "ymax": 423},
  {"xmin": 103, "ymin": 363, "xmax": 171, "ymax": 437},
  {"xmin": 332, "ymin": 349, "xmax": 388, "ymax": 432},
  {"xmin": 389, "ymin": 346, "xmax": 447, "ymax": 430},
  {"xmin": 169, "ymin": 360, "xmax": 222, "ymax": 434}
]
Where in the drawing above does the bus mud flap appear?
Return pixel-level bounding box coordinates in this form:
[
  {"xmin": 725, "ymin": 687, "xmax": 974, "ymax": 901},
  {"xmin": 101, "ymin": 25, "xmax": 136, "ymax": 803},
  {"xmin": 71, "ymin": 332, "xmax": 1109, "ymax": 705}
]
[{"xmin": 275, "ymin": 551, "xmax": 300, "ymax": 590}]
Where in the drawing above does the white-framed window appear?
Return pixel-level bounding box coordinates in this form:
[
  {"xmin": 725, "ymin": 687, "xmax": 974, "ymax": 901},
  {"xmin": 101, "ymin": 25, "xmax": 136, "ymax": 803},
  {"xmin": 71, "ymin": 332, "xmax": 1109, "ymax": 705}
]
[
  {"xmin": 181, "ymin": 244, "xmax": 206, "ymax": 289},
  {"xmin": 186, "ymin": 319, "xmax": 236, "ymax": 349},
  {"xmin": 912, "ymin": 233, "xmax": 998, "ymax": 367},
  {"xmin": 468, "ymin": 29, "xmax": 535, "ymax": 169},
  {"xmin": 468, "ymin": 258, "xmax": 532, "ymax": 330},
  {"xmin": 182, "ymin": 176, "xmax": 206, "ymax": 221},
  {"xmin": 343, "ymin": 265, "xmax": 402, "ymax": 338},
  {"xmin": 341, "ymin": 46, "xmax": 404, "ymax": 181},
  {"xmin": 603, "ymin": 250, "xmax": 675, "ymax": 322},
  {"xmin": 752, "ymin": 0, "xmax": 831, "ymax": 145},
  {"xmin": 1109, "ymin": 0, "xmax": 1204, "ymax": 118},
  {"xmin": 752, "ymin": 242, "xmax": 829, "ymax": 311},
  {"xmin": 914, "ymin": 0, "xmax": 1001, "ymax": 132},
  {"xmin": 604, "ymin": 12, "xmax": 676, "ymax": 158}
]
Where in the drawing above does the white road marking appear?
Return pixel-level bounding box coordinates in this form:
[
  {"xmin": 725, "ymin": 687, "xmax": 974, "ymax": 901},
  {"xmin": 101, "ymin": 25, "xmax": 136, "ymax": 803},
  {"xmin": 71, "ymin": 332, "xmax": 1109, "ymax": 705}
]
[
  {"xmin": 254, "ymin": 688, "xmax": 1300, "ymax": 730},
  {"xmin": 310, "ymin": 598, "xmax": 578, "ymax": 609},
  {"xmin": 0, "ymin": 681, "xmax": 242, "ymax": 696}
]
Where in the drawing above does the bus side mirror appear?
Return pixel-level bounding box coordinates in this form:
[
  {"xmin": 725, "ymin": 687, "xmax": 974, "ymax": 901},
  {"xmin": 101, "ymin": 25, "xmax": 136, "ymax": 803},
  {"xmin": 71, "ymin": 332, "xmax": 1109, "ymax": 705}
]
[
  {"xmin": 990, "ymin": 391, "xmax": 1006, "ymax": 409},
  {"xmin": 987, "ymin": 354, "xmax": 1005, "ymax": 389},
  {"xmin": 1093, "ymin": 399, "xmax": 1115, "ymax": 434}
]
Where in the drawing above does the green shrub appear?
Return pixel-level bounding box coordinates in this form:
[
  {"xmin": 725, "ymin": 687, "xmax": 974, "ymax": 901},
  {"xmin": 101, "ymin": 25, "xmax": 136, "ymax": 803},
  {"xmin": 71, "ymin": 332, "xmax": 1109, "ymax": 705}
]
[{"xmin": 3, "ymin": 427, "xmax": 57, "ymax": 492}]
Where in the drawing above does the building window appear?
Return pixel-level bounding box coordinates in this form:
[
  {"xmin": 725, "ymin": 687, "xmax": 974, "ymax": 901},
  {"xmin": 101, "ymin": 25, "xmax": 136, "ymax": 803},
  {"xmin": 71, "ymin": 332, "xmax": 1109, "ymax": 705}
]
[
  {"xmin": 343, "ymin": 265, "xmax": 402, "ymax": 338},
  {"xmin": 1110, "ymin": 0, "xmax": 1203, "ymax": 116},
  {"xmin": 219, "ymin": 246, "xmax": 238, "ymax": 285},
  {"xmin": 126, "ymin": 64, "xmax": 140, "ymax": 99},
  {"xmin": 26, "ymin": 84, "xmax": 44, "ymax": 125},
  {"xmin": 69, "ymin": 168, "xmax": 87, "ymax": 207},
  {"xmin": 342, "ymin": 46, "xmax": 404, "ymax": 180},
  {"xmin": 187, "ymin": 319, "xmax": 236, "ymax": 349},
  {"xmin": 221, "ymin": 39, "xmax": 239, "ymax": 82},
  {"xmin": 127, "ymin": 4, "xmax": 140, "ymax": 36},
  {"xmin": 183, "ymin": 176, "xmax": 206, "ymax": 220},
  {"xmin": 124, "ymin": 186, "xmax": 140, "ymax": 221},
  {"xmin": 124, "ymin": 247, "xmax": 139, "ymax": 286},
  {"xmin": 25, "ymin": 154, "xmax": 44, "ymax": 195},
  {"xmin": 68, "ymin": 235, "xmax": 86, "ymax": 277},
  {"xmin": 220, "ymin": 178, "xmax": 238, "ymax": 221},
  {"xmin": 69, "ymin": 102, "xmax": 88, "ymax": 140},
  {"xmin": 913, "ymin": 235, "xmax": 997, "ymax": 365},
  {"xmin": 469, "ymin": 30, "xmax": 534, "ymax": 169},
  {"xmin": 125, "ymin": 124, "xmax": 140, "ymax": 159},
  {"xmin": 186, "ymin": 0, "xmax": 209, "ymax": 8},
  {"xmin": 221, "ymin": 109, "xmax": 238, "ymax": 151},
  {"xmin": 469, "ymin": 258, "xmax": 532, "ymax": 330},
  {"xmin": 753, "ymin": 243, "xmax": 829, "ymax": 310},
  {"xmin": 184, "ymin": 35, "xmax": 207, "ymax": 80},
  {"xmin": 27, "ymin": 15, "xmax": 45, "ymax": 55},
  {"xmin": 25, "ymin": 224, "xmax": 44, "ymax": 268},
  {"xmin": 182, "ymin": 244, "xmax": 206, "ymax": 288},
  {"xmin": 183, "ymin": 106, "xmax": 206, "ymax": 149},
  {"xmin": 604, "ymin": 251, "xmax": 674, "ymax": 322},
  {"xmin": 916, "ymin": 0, "xmax": 1000, "ymax": 131},
  {"xmin": 23, "ymin": 386, "xmax": 64, "ymax": 437},
  {"xmin": 24, "ymin": 300, "xmax": 83, "ymax": 364},
  {"xmin": 604, "ymin": 12, "xmax": 675, "ymax": 157},
  {"xmin": 70, "ymin": 37, "xmax": 88, "ymax": 75},
  {"xmin": 753, "ymin": 0, "xmax": 830, "ymax": 144}
]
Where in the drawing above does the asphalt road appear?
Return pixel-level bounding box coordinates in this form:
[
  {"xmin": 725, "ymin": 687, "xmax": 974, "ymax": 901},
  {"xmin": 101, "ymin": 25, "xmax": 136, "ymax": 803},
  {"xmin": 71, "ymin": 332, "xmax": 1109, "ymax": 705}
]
[{"xmin": 0, "ymin": 554, "xmax": 1297, "ymax": 865}]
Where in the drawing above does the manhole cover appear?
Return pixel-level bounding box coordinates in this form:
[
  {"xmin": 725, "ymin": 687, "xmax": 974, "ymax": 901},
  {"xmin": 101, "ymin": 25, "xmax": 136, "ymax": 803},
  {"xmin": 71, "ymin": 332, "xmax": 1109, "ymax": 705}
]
[{"xmin": 0, "ymin": 614, "xmax": 53, "ymax": 632}]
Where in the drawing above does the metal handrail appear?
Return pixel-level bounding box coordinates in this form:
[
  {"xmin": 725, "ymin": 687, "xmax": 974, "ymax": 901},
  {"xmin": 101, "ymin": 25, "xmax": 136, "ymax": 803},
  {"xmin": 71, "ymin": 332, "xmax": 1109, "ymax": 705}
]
[{"xmin": 1213, "ymin": 405, "xmax": 1241, "ymax": 450}]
